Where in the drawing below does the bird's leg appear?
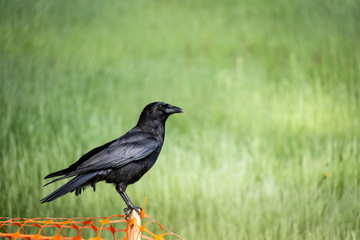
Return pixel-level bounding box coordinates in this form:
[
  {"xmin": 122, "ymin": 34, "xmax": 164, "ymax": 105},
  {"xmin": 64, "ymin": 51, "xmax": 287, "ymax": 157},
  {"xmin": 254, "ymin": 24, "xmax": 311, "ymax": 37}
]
[
  {"xmin": 120, "ymin": 191, "xmax": 142, "ymax": 218},
  {"xmin": 116, "ymin": 185, "xmax": 141, "ymax": 219}
]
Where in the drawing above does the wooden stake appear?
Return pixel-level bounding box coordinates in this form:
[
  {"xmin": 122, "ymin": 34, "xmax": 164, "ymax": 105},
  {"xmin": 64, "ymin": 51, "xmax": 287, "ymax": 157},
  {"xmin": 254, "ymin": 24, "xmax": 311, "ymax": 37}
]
[{"xmin": 128, "ymin": 210, "xmax": 141, "ymax": 240}]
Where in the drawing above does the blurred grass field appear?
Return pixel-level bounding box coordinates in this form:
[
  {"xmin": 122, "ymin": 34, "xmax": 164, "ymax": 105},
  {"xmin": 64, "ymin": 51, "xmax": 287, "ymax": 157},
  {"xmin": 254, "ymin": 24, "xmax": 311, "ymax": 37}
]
[{"xmin": 1, "ymin": 0, "xmax": 360, "ymax": 239}]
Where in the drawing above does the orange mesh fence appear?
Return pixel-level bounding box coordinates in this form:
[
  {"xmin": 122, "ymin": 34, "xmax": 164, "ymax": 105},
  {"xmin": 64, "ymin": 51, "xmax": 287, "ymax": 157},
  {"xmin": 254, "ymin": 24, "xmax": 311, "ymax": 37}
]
[{"xmin": 0, "ymin": 199, "xmax": 182, "ymax": 240}]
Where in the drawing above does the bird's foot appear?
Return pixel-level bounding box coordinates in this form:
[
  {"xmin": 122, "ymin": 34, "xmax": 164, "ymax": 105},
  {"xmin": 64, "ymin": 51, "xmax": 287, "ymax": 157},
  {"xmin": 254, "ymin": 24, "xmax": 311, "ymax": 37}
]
[{"xmin": 124, "ymin": 206, "xmax": 142, "ymax": 220}]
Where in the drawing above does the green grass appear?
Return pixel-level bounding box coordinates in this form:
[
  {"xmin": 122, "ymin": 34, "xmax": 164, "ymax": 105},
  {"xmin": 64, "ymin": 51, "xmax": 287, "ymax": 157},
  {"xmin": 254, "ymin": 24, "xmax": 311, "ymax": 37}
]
[{"xmin": 1, "ymin": 0, "xmax": 360, "ymax": 239}]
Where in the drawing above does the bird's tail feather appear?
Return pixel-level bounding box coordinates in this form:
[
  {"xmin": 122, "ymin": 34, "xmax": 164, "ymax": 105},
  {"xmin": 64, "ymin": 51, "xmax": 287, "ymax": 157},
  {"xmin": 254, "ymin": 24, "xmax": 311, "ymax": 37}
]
[
  {"xmin": 43, "ymin": 175, "xmax": 72, "ymax": 187},
  {"xmin": 41, "ymin": 172, "xmax": 98, "ymax": 203},
  {"xmin": 44, "ymin": 168, "xmax": 71, "ymax": 179}
]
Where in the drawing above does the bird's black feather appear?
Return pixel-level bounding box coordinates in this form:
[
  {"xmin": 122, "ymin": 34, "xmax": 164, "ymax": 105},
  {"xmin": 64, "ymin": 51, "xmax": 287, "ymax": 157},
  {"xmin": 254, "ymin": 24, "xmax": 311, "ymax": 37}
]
[
  {"xmin": 44, "ymin": 140, "xmax": 116, "ymax": 179},
  {"xmin": 41, "ymin": 172, "xmax": 100, "ymax": 203}
]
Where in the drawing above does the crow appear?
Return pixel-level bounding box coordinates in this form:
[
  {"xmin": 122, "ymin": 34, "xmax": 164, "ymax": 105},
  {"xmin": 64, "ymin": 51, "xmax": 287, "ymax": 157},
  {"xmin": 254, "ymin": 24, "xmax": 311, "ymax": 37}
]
[{"xmin": 41, "ymin": 101, "xmax": 183, "ymax": 216}]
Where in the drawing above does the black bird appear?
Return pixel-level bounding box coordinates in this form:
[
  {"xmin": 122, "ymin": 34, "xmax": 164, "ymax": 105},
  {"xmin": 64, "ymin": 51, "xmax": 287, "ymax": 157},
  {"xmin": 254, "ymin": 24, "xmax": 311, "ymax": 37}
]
[{"xmin": 41, "ymin": 101, "xmax": 183, "ymax": 216}]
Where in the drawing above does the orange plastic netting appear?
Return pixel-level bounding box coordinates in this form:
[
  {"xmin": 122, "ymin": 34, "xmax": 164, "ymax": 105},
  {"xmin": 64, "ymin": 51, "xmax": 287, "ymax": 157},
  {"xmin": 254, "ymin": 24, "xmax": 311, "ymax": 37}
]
[{"xmin": 0, "ymin": 199, "xmax": 182, "ymax": 240}]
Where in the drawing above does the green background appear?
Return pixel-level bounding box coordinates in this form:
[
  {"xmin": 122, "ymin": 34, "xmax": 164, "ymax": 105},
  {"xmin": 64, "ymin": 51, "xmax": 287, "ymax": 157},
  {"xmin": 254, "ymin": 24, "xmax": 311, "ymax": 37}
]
[{"xmin": 1, "ymin": 0, "xmax": 359, "ymax": 239}]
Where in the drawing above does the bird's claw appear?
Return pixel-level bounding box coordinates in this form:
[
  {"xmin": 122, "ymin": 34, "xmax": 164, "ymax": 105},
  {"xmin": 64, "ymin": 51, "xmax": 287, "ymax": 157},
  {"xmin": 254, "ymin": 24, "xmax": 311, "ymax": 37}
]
[{"xmin": 124, "ymin": 206, "xmax": 142, "ymax": 220}]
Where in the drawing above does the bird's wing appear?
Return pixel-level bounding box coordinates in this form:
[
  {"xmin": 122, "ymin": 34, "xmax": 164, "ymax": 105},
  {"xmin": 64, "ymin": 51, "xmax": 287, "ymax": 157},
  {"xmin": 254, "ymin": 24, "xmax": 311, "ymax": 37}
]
[
  {"xmin": 73, "ymin": 132, "xmax": 160, "ymax": 173},
  {"xmin": 44, "ymin": 140, "xmax": 116, "ymax": 179}
]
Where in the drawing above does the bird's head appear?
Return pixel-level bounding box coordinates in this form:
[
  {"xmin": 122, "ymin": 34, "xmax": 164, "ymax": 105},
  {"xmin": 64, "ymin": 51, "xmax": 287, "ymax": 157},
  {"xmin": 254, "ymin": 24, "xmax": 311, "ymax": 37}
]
[{"xmin": 137, "ymin": 101, "xmax": 183, "ymax": 127}]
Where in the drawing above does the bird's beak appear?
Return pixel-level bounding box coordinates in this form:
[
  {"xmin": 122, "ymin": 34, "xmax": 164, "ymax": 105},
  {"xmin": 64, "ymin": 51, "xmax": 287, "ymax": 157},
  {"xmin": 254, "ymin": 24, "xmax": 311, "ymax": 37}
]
[{"xmin": 165, "ymin": 105, "xmax": 184, "ymax": 114}]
